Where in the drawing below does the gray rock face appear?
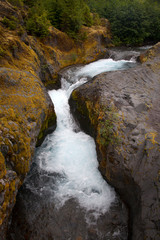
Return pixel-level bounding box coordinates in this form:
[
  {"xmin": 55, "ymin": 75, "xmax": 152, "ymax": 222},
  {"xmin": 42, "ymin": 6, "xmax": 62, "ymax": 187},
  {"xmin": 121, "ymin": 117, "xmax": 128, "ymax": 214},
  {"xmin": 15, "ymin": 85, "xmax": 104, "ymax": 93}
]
[{"xmin": 70, "ymin": 43, "xmax": 160, "ymax": 240}]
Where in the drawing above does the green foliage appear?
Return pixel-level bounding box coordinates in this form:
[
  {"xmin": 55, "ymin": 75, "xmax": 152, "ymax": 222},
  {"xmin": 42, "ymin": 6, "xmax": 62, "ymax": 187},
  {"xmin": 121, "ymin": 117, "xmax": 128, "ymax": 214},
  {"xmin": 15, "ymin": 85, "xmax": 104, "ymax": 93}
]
[
  {"xmin": 43, "ymin": 0, "xmax": 93, "ymax": 38},
  {"xmin": 2, "ymin": 16, "xmax": 18, "ymax": 30},
  {"xmin": 145, "ymin": 1, "xmax": 160, "ymax": 42},
  {"xmin": 60, "ymin": 0, "xmax": 84, "ymax": 35},
  {"xmin": 7, "ymin": 0, "xmax": 160, "ymax": 44},
  {"xmin": 105, "ymin": 0, "xmax": 150, "ymax": 45},
  {"xmin": 26, "ymin": 5, "xmax": 50, "ymax": 38},
  {"xmin": 92, "ymin": 13, "xmax": 101, "ymax": 26},
  {"xmin": 86, "ymin": 0, "xmax": 106, "ymax": 16},
  {"xmin": 83, "ymin": 5, "xmax": 93, "ymax": 27},
  {"xmin": 23, "ymin": 0, "xmax": 36, "ymax": 7},
  {"xmin": 9, "ymin": 0, "xmax": 93, "ymax": 39},
  {"xmin": 87, "ymin": 0, "xmax": 160, "ymax": 45}
]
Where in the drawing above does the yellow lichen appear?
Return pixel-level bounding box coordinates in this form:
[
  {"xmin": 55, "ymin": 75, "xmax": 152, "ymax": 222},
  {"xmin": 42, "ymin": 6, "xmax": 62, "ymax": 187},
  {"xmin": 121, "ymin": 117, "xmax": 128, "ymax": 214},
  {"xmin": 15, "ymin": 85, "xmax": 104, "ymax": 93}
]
[
  {"xmin": 0, "ymin": 68, "xmax": 55, "ymax": 177},
  {"xmin": 145, "ymin": 132, "xmax": 158, "ymax": 145}
]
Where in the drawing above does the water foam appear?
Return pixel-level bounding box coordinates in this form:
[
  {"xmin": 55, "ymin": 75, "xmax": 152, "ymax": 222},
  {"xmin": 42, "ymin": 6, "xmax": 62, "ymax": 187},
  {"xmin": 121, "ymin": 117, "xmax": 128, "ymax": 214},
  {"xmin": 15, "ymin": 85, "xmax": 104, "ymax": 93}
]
[
  {"xmin": 76, "ymin": 58, "xmax": 135, "ymax": 78},
  {"xmin": 36, "ymin": 58, "xmax": 135, "ymax": 216}
]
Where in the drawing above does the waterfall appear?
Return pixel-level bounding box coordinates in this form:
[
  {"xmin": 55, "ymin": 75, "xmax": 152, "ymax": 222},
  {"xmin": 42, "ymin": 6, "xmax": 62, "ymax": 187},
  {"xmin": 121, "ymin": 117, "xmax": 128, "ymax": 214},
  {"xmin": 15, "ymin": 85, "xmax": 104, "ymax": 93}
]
[
  {"xmin": 34, "ymin": 58, "xmax": 135, "ymax": 217},
  {"xmin": 8, "ymin": 58, "xmax": 136, "ymax": 240}
]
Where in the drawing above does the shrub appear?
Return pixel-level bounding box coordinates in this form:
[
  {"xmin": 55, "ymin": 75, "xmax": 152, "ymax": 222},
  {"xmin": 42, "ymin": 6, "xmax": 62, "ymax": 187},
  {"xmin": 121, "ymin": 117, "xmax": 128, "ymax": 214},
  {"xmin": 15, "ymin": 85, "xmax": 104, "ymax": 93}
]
[
  {"xmin": 45, "ymin": 0, "xmax": 93, "ymax": 38},
  {"xmin": 92, "ymin": 13, "xmax": 101, "ymax": 26},
  {"xmin": 26, "ymin": 10, "xmax": 50, "ymax": 37},
  {"xmin": 2, "ymin": 16, "xmax": 17, "ymax": 30},
  {"xmin": 83, "ymin": 5, "xmax": 93, "ymax": 27}
]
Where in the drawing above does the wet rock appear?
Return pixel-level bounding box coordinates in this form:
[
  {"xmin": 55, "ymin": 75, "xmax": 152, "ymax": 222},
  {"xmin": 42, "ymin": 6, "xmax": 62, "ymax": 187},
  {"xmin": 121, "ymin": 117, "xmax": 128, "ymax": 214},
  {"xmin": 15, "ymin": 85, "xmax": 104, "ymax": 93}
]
[{"xmin": 70, "ymin": 43, "xmax": 160, "ymax": 239}]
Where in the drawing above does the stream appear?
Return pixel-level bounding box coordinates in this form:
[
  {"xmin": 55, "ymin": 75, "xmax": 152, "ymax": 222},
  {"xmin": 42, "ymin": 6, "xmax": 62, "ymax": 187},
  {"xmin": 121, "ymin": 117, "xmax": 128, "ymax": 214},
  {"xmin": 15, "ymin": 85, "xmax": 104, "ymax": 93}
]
[{"xmin": 7, "ymin": 55, "xmax": 140, "ymax": 240}]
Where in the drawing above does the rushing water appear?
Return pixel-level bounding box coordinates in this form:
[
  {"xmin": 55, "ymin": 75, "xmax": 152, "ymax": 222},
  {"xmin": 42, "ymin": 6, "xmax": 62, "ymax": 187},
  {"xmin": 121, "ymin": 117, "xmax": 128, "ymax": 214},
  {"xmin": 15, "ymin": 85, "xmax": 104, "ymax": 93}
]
[
  {"xmin": 8, "ymin": 58, "xmax": 136, "ymax": 240},
  {"xmin": 37, "ymin": 58, "xmax": 136, "ymax": 215}
]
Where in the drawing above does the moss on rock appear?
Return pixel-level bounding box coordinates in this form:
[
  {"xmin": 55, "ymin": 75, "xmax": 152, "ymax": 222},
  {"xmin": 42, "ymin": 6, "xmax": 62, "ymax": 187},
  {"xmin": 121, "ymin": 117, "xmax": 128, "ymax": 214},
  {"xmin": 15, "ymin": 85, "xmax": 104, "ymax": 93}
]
[
  {"xmin": 0, "ymin": 68, "xmax": 56, "ymax": 236},
  {"xmin": 0, "ymin": 22, "xmax": 111, "ymax": 90}
]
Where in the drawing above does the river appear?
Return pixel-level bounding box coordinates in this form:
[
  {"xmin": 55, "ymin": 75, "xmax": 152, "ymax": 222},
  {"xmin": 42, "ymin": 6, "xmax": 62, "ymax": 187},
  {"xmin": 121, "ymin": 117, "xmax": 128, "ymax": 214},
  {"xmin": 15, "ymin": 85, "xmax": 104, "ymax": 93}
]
[{"xmin": 7, "ymin": 56, "xmax": 140, "ymax": 240}]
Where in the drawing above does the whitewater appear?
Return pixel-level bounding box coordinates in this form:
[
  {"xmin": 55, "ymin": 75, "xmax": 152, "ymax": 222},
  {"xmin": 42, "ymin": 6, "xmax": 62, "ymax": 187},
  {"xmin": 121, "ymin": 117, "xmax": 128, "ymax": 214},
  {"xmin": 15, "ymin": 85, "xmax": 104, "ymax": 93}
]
[{"xmin": 32, "ymin": 58, "xmax": 135, "ymax": 217}]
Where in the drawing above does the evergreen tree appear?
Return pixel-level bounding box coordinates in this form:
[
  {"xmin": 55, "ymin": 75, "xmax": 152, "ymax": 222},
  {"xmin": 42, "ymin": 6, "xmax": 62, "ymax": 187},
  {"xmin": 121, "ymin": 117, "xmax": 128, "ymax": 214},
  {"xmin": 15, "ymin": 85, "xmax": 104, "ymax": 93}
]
[
  {"xmin": 26, "ymin": 2, "xmax": 50, "ymax": 37},
  {"xmin": 87, "ymin": 0, "xmax": 160, "ymax": 45}
]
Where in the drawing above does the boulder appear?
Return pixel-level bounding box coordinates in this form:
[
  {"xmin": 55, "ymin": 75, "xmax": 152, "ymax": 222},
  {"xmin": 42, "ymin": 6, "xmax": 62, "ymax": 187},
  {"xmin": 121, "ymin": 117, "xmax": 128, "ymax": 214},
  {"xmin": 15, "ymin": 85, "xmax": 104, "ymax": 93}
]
[
  {"xmin": 0, "ymin": 68, "xmax": 56, "ymax": 239},
  {"xmin": 70, "ymin": 43, "xmax": 160, "ymax": 240}
]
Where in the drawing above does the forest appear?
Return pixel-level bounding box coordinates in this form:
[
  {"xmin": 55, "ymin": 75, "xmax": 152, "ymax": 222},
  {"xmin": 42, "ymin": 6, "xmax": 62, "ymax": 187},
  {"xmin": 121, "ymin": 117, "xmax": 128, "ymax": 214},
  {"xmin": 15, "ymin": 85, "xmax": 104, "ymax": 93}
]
[{"xmin": 8, "ymin": 0, "xmax": 160, "ymax": 45}]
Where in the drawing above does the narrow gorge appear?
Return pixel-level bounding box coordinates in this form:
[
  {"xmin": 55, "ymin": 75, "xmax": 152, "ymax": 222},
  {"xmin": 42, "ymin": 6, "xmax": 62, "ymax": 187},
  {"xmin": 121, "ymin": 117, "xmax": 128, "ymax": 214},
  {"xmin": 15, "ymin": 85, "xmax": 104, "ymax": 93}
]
[
  {"xmin": 0, "ymin": 1, "xmax": 112, "ymax": 238},
  {"xmin": 7, "ymin": 58, "xmax": 136, "ymax": 240},
  {"xmin": 0, "ymin": 1, "xmax": 160, "ymax": 240}
]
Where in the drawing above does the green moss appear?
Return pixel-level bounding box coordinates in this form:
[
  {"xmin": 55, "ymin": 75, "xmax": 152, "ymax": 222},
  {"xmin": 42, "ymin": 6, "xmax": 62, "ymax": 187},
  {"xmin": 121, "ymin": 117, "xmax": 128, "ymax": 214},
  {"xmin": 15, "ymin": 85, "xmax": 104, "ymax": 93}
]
[{"xmin": 2, "ymin": 16, "xmax": 18, "ymax": 30}]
